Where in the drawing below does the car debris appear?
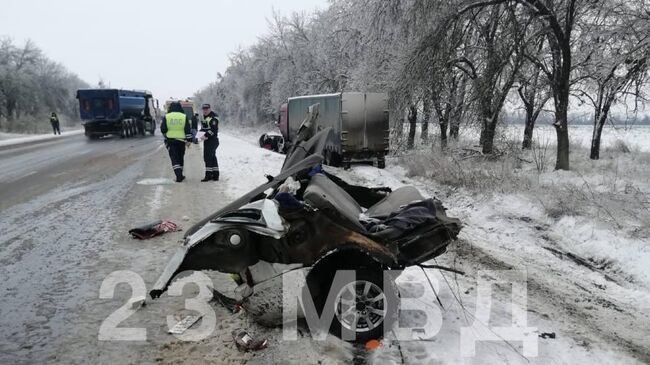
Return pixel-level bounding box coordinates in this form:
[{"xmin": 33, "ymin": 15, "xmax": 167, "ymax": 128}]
[
  {"xmin": 128, "ymin": 296, "xmax": 146, "ymax": 310},
  {"xmin": 539, "ymin": 332, "xmax": 556, "ymax": 339},
  {"xmin": 258, "ymin": 132, "xmax": 285, "ymax": 153},
  {"xmin": 168, "ymin": 315, "xmax": 202, "ymax": 335},
  {"xmin": 129, "ymin": 220, "xmax": 180, "ymax": 239},
  {"xmin": 232, "ymin": 329, "xmax": 269, "ymax": 351},
  {"xmin": 365, "ymin": 339, "xmax": 381, "ymax": 350},
  {"xmin": 149, "ymin": 112, "xmax": 461, "ymax": 342}
]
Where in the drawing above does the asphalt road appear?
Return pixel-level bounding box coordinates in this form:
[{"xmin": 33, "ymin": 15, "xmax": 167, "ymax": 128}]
[
  {"xmin": 0, "ymin": 134, "xmax": 162, "ymax": 210},
  {"xmin": 0, "ymin": 134, "xmax": 180, "ymax": 364}
]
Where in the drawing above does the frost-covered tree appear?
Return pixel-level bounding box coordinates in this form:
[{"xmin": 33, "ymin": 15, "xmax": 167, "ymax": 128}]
[
  {"xmin": 573, "ymin": 0, "xmax": 649, "ymax": 159},
  {"xmin": 0, "ymin": 38, "xmax": 87, "ymax": 132},
  {"xmin": 518, "ymin": 36, "xmax": 551, "ymax": 149},
  {"xmin": 194, "ymin": 0, "xmax": 647, "ymax": 168}
]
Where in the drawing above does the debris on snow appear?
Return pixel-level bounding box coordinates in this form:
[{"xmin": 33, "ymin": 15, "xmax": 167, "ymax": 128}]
[
  {"xmin": 128, "ymin": 220, "xmax": 180, "ymax": 239},
  {"xmin": 539, "ymin": 332, "xmax": 557, "ymax": 339},
  {"xmin": 232, "ymin": 329, "xmax": 268, "ymax": 351},
  {"xmin": 128, "ymin": 296, "xmax": 146, "ymax": 310},
  {"xmin": 168, "ymin": 315, "xmax": 202, "ymax": 335}
]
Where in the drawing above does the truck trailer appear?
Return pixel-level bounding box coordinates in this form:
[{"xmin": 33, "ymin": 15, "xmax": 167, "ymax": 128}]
[
  {"xmin": 278, "ymin": 92, "xmax": 389, "ymax": 168},
  {"xmin": 76, "ymin": 89, "xmax": 159, "ymax": 139}
]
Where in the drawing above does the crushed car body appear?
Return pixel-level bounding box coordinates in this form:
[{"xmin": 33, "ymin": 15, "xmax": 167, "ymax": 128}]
[{"xmin": 150, "ymin": 116, "xmax": 462, "ymax": 341}]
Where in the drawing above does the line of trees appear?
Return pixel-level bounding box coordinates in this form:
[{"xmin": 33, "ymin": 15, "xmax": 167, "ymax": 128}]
[
  {"xmin": 195, "ymin": 0, "xmax": 649, "ymax": 169},
  {"xmin": 0, "ymin": 38, "xmax": 88, "ymax": 133}
]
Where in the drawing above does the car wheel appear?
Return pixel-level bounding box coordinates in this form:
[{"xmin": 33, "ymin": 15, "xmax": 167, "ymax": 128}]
[
  {"xmin": 377, "ymin": 158, "xmax": 386, "ymax": 169},
  {"xmin": 309, "ymin": 269, "xmax": 397, "ymax": 342}
]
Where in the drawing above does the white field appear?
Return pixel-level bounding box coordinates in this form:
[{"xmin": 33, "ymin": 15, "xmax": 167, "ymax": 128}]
[{"xmin": 411, "ymin": 123, "xmax": 650, "ymax": 153}]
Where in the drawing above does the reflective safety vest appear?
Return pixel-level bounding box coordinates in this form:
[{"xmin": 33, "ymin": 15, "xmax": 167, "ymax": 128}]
[
  {"xmin": 165, "ymin": 112, "xmax": 187, "ymax": 140},
  {"xmin": 202, "ymin": 115, "xmax": 219, "ymax": 131}
]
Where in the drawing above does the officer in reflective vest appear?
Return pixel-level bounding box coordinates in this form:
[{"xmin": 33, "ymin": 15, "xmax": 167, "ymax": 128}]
[
  {"xmin": 161, "ymin": 102, "xmax": 192, "ymax": 182},
  {"xmin": 200, "ymin": 103, "xmax": 220, "ymax": 181}
]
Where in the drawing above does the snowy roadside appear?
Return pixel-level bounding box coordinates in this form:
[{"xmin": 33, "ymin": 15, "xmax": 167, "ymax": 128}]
[
  {"xmin": 335, "ymin": 162, "xmax": 649, "ymax": 364},
  {"xmin": 218, "ymin": 128, "xmax": 650, "ymax": 363},
  {"xmin": 110, "ymin": 131, "xmax": 648, "ymax": 364},
  {"xmin": 0, "ymin": 129, "xmax": 84, "ymax": 148},
  {"xmin": 224, "ymin": 128, "xmax": 649, "ymax": 363}
]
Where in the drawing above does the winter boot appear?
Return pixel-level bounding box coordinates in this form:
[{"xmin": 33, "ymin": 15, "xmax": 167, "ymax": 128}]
[
  {"xmin": 213, "ymin": 171, "xmax": 219, "ymax": 181},
  {"xmin": 201, "ymin": 171, "xmax": 213, "ymax": 182},
  {"xmin": 174, "ymin": 169, "xmax": 185, "ymax": 183}
]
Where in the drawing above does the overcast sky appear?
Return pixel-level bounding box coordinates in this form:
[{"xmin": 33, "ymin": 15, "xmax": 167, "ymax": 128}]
[{"xmin": 0, "ymin": 0, "xmax": 327, "ymax": 101}]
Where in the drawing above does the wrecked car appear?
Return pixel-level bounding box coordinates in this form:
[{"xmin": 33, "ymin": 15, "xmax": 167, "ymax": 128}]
[{"xmin": 150, "ymin": 116, "xmax": 462, "ymax": 342}]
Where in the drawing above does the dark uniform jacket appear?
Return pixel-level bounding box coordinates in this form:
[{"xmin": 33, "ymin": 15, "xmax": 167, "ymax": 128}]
[{"xmin": 201, "ymin": 111, "xmax": 219, "ymax": 140}]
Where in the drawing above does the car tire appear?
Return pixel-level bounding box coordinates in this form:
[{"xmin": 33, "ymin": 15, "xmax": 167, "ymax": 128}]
[{"xmin": 308, "ymin": 269, "xmax": 397, "ymax": 343}]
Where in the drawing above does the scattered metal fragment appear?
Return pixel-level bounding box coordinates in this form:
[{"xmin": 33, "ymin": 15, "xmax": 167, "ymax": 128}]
[
  {"xmin": 168, "ymin": 315, "xmax": 202, "ymax": 335},
  {"xmin": 232, "ymin": 329, "xmax": 268, "ymax": 351}
]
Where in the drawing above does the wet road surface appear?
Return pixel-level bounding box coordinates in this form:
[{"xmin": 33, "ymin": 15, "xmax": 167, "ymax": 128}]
[{"xmin": 0, "ymin": 135, "xmax": 166, "ymax": 363}]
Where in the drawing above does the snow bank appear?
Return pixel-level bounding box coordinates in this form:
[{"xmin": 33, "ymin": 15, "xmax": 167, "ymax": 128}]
[
  {"xmin": 0, "ymin": 129, "xmax": 84, "ymax": 148},
  {"xmin": 214, "ymin": 133, "xmax": 286, "ymax": 197}
]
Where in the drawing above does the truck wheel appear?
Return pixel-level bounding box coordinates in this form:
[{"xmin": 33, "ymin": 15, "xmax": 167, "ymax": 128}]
[
  {"xmin": 377, "ymin": 158, "xmax": 386, "ymax": 169},
  {"xmin": 123, "ymin": 121, "xmax": 131, "ymax": 138},
  {"xmin": 307, "ymin": 269, "xmax": 398, "ymax": 343},
  {"xmin": 149, "ymin": 121, "xmax": 156, "ymax": 136},
  {"xmin": 343, "ymin": 160, "xmax": 351, "ymax": 170}
]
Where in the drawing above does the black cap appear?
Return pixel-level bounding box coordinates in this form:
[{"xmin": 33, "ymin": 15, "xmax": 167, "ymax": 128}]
[{"xmin": 201, "ymin": 103, "xmax": 211, "ymax": 109}]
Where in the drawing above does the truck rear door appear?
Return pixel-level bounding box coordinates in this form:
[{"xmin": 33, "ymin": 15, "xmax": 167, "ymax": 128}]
[{"xmin": 90, "ymin": 97, "xmax": 116, "ymax": 120}]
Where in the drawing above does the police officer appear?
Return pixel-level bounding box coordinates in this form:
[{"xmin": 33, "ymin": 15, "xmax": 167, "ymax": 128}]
[
  {"xmin": 161, "ymin": 102, "xmax": 192, "ymax": 182},
  {"xmin": 50, "ymin": 112, "xmax": 61, "ymax": 135},
  {"xmin": 200, "ymin": 103, "xmax": 220, "ymax": 182},
  {"xmin": 190, "ymin": 113, "xmax": 199, "ymax": 143}
]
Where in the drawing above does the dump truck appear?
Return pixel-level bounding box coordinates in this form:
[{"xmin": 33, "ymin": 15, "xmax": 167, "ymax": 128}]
[
  {"xmin": 278, "ymin": 92, "xmax": 389, "ymax": 168},
  {"xmin": 76, "ymin": 89, "xmax": 159, "ymax": 139}
]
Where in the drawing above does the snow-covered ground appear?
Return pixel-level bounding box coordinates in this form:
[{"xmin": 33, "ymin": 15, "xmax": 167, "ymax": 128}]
[
  {"xmin": 0, "ymin": 129, "xmax": 84, "ymax": 147},
  {"xmin": 407, "ymin": 124, "xmax": 650, "ymax": 154},
  {"xmin": 502, "ymin": 124, "xmax": 650, "ymax": 153}
]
